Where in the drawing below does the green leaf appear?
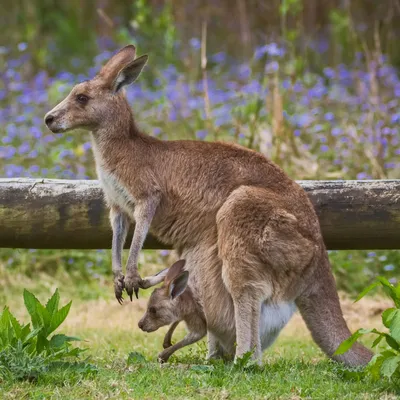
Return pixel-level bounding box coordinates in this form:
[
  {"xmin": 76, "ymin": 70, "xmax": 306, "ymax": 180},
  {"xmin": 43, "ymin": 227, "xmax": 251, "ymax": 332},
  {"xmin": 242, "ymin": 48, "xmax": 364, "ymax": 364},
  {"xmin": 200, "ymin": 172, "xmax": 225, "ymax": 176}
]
[
  {"xmin": 334, "ymin": 329, "xmax": 372, "ymax": 355},
  {"xmin": 367, "ymin": 354, "xmax": 386, "ymax": 381},
  {"xmin": 372, "ymin": 335, "xmax": 384, "ymax": 348},
  {"xmin": 385, "ymin": 335, "xmax": 400, "ymax": 351},
  {"xmin": 22, "ymin": 326, "xmax": 42, "ymax": 346},
  {"xmin": 354, "ymin": 282, "xmax": 379, "ymax": 302},
  {"xmin": 49, "ymin": 334, "xmax": 81, "ymax": 349},
  {"xmin": 23, "ymin": 289, "xmax": 44, "ymax": 329},
  {"xmin": 48, "ymin": 301, "xmax": 72, "ymax": 335},
  {"xmin": 377, "ymin": 277, "xmax": 400, "ymax": 307},
  {"xmin": 36, "ymin": 334, "xmax": 49, "ymax": 354},
  {"xmin": 7, "ymin": 310, "xmax": 22, "ymax": 338},
  {"xmin": 382, "ymin": 308, "xmax": 397, "ymax": 328},
  {"xmin": 20, "ymin": 324, "xmax": 31, "ymax": 342},
  {"xmin": 381, "ymin": 355, "xmax": 400, "ymax": 379},
  {"xmin": 45, "ymin": 289, "xmax": 60, "ymax": 316},
  {"xmin": 388, "ymin": 310, "xmax": 400, "ymax": 343}
]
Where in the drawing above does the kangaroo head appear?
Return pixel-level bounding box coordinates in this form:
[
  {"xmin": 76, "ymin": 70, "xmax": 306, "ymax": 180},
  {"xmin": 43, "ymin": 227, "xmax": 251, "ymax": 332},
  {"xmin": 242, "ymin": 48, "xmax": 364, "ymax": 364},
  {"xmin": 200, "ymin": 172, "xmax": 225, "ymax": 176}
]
[
  {"xmin": 44, "ymin": 45, "xmax": 148, "ymax": 134},
  {"xmin": 138, "ymin": 260, "xmax": 189, "ymax": 333}
]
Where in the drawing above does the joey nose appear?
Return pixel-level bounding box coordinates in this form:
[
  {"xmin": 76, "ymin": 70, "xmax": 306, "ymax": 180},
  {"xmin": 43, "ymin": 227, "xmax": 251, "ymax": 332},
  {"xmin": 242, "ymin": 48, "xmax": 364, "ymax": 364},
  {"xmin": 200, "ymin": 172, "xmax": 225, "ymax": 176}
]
[{"xmin": 45, "ymin": 114, "xmax": 54, "ymax": 126}]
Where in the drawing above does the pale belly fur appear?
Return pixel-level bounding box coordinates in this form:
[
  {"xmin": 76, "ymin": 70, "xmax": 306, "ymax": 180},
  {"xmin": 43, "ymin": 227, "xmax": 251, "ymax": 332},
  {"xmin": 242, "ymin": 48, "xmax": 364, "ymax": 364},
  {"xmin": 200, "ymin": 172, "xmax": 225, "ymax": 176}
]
[{"xmin": 97, "ymin": 167, "xmax": 136, "ymax": 215}]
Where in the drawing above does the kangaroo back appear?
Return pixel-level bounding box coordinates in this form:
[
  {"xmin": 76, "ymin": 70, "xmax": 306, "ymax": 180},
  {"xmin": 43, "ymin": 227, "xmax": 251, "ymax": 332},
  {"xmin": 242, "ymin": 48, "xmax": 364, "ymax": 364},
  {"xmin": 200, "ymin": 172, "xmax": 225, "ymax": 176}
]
[{"xmin": 295, "ymin": 253, "xmax": 373, "ymax": 366}]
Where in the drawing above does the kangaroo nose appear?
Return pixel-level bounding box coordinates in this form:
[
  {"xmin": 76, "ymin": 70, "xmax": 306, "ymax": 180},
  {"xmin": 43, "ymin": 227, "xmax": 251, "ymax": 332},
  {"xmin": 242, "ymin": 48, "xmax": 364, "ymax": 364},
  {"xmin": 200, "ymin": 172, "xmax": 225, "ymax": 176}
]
[
  {"xmin": 138, "ymin": 320, "xmax": 144, "ymax": 330},
  {"xmin": 45, "ymin": 115, "xmax": 54, "ymax": 126}
]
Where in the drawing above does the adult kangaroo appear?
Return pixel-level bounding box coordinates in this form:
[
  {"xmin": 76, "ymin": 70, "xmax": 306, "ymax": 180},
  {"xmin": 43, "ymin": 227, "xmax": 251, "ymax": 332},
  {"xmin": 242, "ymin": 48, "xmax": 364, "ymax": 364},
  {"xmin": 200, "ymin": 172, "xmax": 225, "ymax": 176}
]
[{"xmin": 44, "ymin": 44, "xmax": 372, "ymax": 366}]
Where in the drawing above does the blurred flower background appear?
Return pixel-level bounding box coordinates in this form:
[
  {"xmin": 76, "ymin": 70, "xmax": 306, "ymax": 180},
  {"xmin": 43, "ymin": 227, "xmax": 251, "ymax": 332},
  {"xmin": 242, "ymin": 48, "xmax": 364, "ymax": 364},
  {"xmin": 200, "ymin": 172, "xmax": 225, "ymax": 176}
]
[{"xmin": 0, "ymin": 0, "xmax": 400, "ymax": 295}]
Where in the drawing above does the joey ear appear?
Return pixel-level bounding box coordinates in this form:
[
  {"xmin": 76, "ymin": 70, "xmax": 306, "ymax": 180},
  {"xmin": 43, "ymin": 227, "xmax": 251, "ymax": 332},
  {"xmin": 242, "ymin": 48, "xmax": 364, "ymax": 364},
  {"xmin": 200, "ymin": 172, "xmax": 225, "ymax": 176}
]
[
  {"xmin": 165, "ymin": 259, "xmax": 186, "ymax": 284},
  {"xmin": 113, "ymin": 54, "xmax": 148, "ymax": 92},
  {"xmin": 168, "ymin": 271, "xmax": 189, "ymax": 300}
]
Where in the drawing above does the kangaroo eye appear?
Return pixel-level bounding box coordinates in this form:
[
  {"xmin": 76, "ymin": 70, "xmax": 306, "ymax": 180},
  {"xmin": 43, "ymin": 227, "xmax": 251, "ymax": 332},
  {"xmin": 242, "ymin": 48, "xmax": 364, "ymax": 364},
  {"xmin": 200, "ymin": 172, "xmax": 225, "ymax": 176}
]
[
  {"xmin": 149, "ymin": 307, "xmax": 157, "ymax": 315},
  {"xmin": 76, "ymin": 94, "xmax": 89, "ymax": 104}
]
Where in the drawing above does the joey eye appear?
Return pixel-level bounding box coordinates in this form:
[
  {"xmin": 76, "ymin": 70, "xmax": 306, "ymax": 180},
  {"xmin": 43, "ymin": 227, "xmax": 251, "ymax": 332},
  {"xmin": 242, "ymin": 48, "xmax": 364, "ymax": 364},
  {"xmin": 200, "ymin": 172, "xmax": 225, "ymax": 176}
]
[
  {"xmin": 149, "ymin": 307, "xmax": 157, "ymax": 315},
  {"xmin": 76, "ymin": 94, "xmax": 89, "ymax": 104}
]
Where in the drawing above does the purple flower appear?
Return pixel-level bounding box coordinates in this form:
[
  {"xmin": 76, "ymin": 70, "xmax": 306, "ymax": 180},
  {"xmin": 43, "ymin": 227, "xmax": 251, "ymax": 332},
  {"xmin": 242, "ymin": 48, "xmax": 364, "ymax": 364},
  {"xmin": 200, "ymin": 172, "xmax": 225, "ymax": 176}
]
[
  {"xmin": 211, "ymin": 52, "xmax": 226, "ymax": 64},
  {"xmin": 29, "ymin": 165, "xmax": 40, "ymax": 173},
  {"xmin": 293, "ymin": 113, "xmax": 313, "ymax": 128},
  {"xmin": 18, "ymin": 142, "xmax": 30, "ymax": 154},
  {"xmin": 265, "ymin": 61, "xmax": 279, "ymax": 73},
  {"xmin": 195, "ymin": 130, "xmax": 208, "ymax": 140},
  {"xmin": 18, "ymin": 42, "xmax": 27, "ymax": 51},
  {"xmin": 254, "ymin": 43, "xmax": 285, "ymax": 60},
  {"xmin": 391, "ymin": 114, "xmax": 400, "ymax": 124},
  {"xmin": 384, "ymin": 264, "xmax": 395, "ymax": 271},
  {"xmin": 357, "ymin": 172, "xmax": 367, "ymax": 179},
  {"xmin": 30, "ymin": 126, "xmax": 42, "ymax": 139},
  {"xmin": 237, "ymin": 64, "xmax": 251, "ymax": 80},
  {"xmin": 189, "ymin": 38, "xmax": 201, "ymax": 50},
  {"xmin": 323, "ymin": 68, "xmax": 335, "ymax": 79}
]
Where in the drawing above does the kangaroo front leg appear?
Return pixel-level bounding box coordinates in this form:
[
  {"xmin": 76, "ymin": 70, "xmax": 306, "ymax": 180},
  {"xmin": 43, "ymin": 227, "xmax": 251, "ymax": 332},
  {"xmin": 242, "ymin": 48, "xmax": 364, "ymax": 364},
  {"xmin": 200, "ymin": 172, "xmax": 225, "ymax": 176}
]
[
  {"xmin": 124, "ymin": 196, "xmax": 160, "ymax": 300},
  {"xmin": 110, "ymin": 207, "xmax": 130, "ymax": 304},
  {"xmin": 158, "ymin": 331, "xmax": 206, "ymax": 363},
  {"xmin": 163, "ymin": 321, "xmax": 180, "ymax": 349}
]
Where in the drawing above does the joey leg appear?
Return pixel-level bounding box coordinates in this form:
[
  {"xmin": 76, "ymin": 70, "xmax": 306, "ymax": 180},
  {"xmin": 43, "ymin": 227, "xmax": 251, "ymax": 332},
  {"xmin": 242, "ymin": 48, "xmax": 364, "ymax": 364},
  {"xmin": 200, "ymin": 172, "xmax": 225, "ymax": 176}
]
[
  {"xmin": 206, "ymin": 332, "xmax": 225, "ymax": 360},
  {"xmin": 163, "ymin": 321, "xmax": 180, "ymax": 349},
  {"xmin": 158, "ymin": 331, "xmax": 206, "ymax": 363}
]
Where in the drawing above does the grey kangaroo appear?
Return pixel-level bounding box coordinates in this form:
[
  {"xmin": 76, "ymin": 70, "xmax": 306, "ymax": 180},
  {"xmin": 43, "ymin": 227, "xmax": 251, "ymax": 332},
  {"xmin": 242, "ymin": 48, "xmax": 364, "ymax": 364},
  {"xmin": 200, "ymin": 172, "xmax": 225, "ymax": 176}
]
[{"xmin": 44, "ymin": 44, "xmax": 372, "ymax": 366}]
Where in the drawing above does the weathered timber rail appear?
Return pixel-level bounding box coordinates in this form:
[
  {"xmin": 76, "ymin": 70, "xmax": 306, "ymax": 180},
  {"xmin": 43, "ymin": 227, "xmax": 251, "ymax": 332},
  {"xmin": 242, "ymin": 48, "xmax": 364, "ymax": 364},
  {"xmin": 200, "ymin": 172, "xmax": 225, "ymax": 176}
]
[{"xmin": 0, "ymin": 178, "xmax": 399, "ymax": 250}]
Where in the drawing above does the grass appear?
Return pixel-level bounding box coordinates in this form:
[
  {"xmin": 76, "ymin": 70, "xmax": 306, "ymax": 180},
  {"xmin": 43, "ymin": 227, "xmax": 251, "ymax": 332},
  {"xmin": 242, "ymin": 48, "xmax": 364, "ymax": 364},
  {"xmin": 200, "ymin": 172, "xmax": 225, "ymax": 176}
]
[{"xmin": 0, "ymin": 271, "xmax": 398, "ymax": 399}]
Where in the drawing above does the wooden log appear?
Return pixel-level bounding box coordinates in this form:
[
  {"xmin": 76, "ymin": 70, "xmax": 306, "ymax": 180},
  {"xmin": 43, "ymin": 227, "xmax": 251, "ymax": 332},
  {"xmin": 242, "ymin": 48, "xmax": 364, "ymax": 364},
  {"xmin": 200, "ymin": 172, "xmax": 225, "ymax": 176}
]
[{"xmin": 0, "ymin": 178, "xmax": 399, "ymax": 250}]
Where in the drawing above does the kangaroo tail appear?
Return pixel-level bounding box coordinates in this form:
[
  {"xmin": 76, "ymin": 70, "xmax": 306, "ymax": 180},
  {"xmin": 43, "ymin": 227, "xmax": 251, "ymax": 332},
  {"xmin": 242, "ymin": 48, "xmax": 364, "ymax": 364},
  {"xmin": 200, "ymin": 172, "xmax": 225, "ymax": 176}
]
[{"xmin": 295, "ymin": 253, "xmax": 373, "ymax": 367}]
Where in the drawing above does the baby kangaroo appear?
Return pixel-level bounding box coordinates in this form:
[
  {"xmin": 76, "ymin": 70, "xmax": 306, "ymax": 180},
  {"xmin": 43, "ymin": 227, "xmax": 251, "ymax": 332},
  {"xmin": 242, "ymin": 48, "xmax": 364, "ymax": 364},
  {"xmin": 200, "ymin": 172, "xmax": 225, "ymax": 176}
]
[
  {"xmin": 139, "ymin": 259, "xmax": 296, "ymax": 363},
  {"xmin": 138, "ymin": 260, "xmax": 207, "ymax": 363},
  {"xmin": 44, "ymin": 44, "xmax": 372, "ymax": 366}
]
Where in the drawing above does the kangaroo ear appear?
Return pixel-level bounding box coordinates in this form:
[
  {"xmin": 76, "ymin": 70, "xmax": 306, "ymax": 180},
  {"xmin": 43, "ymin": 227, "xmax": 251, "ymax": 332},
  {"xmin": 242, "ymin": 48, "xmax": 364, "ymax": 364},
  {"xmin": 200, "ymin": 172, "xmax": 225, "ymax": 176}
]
[
  {"xmin": 168, "ymin": 271, "xmax": 189, "ymax": 300},
  {"xmin": 98, "ymin": 45, "xmax": 148, "ymax": 92},
  {"xmin": 113, "ymin": 54, "xmax": 148, "ymax": 92}
]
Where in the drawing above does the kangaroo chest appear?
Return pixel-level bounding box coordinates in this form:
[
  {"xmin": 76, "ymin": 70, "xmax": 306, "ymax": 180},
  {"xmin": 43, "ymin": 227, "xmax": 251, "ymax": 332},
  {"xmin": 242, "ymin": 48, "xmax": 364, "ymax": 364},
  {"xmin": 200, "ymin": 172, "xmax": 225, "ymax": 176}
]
[{"xmin": 97, "ymin": 166, "xmax": 136, "ymax": 216}]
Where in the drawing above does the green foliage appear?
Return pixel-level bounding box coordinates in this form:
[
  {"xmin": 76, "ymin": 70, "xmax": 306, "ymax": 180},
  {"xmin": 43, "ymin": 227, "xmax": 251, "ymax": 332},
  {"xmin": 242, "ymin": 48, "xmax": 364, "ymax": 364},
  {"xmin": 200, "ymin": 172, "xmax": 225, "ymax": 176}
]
[
  {"xmin": 329, "ymin": 250, "xmax": 400, "ymax": 295},
  {"xmin": 127, "ymin": 351, "xmax": 147, "ymax": 365},
  {"xmin": 335, "ymin": 277, "xmax": 400, "ymax": 385},
  {"xmin": 0, "ymin": 289, "xmax": 95, "ymax": 381}
]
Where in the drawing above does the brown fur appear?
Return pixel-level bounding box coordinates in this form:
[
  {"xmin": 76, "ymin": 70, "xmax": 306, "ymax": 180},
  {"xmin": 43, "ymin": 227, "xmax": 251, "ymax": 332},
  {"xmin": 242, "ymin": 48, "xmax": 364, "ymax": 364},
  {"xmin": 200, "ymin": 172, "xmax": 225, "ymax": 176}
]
[{"xmin": 44, "ymin": 44, "xmax": 373, "ymax": 366}]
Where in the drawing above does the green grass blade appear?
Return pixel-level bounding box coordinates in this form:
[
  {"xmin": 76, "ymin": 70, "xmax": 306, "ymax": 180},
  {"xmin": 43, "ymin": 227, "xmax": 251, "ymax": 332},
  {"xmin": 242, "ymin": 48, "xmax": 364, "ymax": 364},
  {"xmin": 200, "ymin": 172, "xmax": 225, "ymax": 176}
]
[{"xmin": 354, "ymin": 282, "xmax": 379, "ymax": 302}]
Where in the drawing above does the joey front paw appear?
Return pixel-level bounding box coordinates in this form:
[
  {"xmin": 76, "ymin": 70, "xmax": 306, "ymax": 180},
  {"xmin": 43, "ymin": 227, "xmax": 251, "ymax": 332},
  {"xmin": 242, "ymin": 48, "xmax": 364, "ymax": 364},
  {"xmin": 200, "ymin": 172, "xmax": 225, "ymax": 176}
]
[
  {"xmin": 124, "ymin": 273, "xmax": 143, "ymax": 301},
  {"xmin": 158, "ymin": 350, "xmax": 171, "ymax": 363},
  {"xmin": 114, "ymin": 275, "xmax": 125, "ymax": 305}
]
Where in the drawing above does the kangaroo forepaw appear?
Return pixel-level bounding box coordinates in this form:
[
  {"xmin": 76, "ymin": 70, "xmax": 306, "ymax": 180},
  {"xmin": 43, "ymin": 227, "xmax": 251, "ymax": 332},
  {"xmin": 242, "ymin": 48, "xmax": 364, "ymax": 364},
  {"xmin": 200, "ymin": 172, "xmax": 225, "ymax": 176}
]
[
  {"xmin": 124, "ymin": 273, "xmax": 142, "ymax": 301},
  {"xmin": 114, "ymin": 274, "xmax": 125, "ymax": 305}
]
